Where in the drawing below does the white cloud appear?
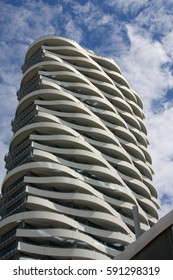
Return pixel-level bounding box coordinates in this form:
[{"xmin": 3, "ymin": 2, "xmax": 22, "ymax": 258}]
[
  {"xmin": 132, "ymin": 0, "xmax": 173, "ymax": 40},
  {"xmin": 147, "ymin": 108, "xmax": 173, "ymax": 209},
  {"xmin": 71, "ymin": 1, "xmax": 113, "ymax": 32},
  {"xmin": 0, "ymin": 1, "xmax": 63, "ymax": 44},
  {"xmin": 107, "ymin": 0, "xmax": 149, "ymax": 14},
  {"xmin": 162, "ymin": 31, "xmax": 173, "ymax": 60},
  {"xmin": 64, "ymin": 18, "xmax": 83, "ymax": 43},
  {"xmin": 117, "ymin": 25, "xmax": 173, "ymax": 110}
]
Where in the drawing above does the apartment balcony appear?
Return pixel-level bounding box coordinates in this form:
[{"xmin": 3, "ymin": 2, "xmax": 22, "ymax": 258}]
[
  {"xmin": 17, "ymin": 74, "xmax": 40, "ymax": 100},
  {"xmin": 11, "ymin": 105, "xmax": 37, "ymax": 133},
  {"xmin": 22, "ymin": 49, "xmax": 44, "ymax": 73}
]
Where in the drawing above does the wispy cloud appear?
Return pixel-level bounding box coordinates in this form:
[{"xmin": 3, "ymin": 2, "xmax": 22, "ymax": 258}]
[
  {"xmin": 106, "ymin": 0, "xmax": 149, "ymax": 15},
  {"xmin": 64, "ymin": 18, "xmax": 83, "ymax": 43},
  {"xmin": 118, "ymin": 24, "xmax": 173, "ymax": 109},
  {"xmin": 71, "ymin": 1, "xmax": 112, "ymax": 31},
  {"xmin": 147, "ymin": 106, "xmax": 173, "ymax": 215}
]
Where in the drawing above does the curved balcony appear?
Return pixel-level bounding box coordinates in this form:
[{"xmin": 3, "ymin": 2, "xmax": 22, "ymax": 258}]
[{"xmin": 0, "ymin": 35, "xmax": 159, "ymax": 260}]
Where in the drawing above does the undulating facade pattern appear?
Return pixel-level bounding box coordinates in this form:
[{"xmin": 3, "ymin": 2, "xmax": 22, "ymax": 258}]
[{"xmin": 0, "ymin": 36, "xmax": 159, "ymax": 260}]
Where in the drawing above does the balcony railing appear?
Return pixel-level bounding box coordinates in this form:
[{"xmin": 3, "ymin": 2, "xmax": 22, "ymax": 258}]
[
  {"xmin": 0, "ymin": 227, "xmax": 17, "ymax": 245},
  {"xmin": 6, "ymin": 151, "xmax": 32, "ymax": 172},
  {"xmin": 3, "ymin": 197, "xmax": 26, "ymax": 218},
  {"xmin": 5, "ymin": 138, "xmax": 30, "ymax": 162},
  {"xmin": 22, "ymin": 49, "xmax": 44, "ymax": 73},
  {"xmin": 5, "ymin": 178, "xmax": 24, "ymax": 195},
  {"xmin": 4, "ymin": 187, "xmax": 26, "ymax": 208},
  {"xmin": 12, "ymin": 108, "xmax": 37, "ymax": 133},
  {"xmin": 17, "ymin": 74, "xmax": 40, "ymax": 100},
  {"xmin": 0, "ymin": 240, "xmax": 17, "ymax": 259},
  {"xmin": 12, "ymin": 103, "xmax": 36, "ymax": 129}
]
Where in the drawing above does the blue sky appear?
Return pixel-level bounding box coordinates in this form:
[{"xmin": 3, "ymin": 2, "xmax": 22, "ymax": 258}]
[{"xmin": 0, "ymin": 0, "xmax": 173, "ymax": 217}]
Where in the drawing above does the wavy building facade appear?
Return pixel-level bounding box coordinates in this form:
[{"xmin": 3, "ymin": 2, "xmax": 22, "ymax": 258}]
[{"xmin": 0, "ymin": 36, "xmax": 159, "ymax": 260}]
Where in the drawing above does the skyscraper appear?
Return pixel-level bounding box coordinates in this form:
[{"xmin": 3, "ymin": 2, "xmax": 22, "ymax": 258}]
[{"xmin": 0, "ymin": 36, "xmax": 159, "ymax": 260}]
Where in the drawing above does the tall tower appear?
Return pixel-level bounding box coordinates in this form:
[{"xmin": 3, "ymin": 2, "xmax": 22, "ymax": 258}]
[{"xmin": 0, "ymin": 36, "xmax": 159, "ymax": 260}]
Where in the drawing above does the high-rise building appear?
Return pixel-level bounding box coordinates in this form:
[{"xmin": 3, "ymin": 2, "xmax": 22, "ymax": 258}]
[{"xmin": 0, "ymin": 36, "xmax": 159, "ymax": 260}]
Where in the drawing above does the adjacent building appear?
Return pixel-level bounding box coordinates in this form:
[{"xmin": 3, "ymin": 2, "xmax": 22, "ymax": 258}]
[
  {"xmin": 0, "ymin": 36, "xmax": 159, "ymax": 260},
  {"xmin": 114, "ymin": 209, "xmax": 173, "ymax": 260}
]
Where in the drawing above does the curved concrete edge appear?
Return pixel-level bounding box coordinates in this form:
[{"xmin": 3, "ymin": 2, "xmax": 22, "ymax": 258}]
[{"xmin": 114, "ymin": 209, "xmax": 173, "ymax": 259}]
